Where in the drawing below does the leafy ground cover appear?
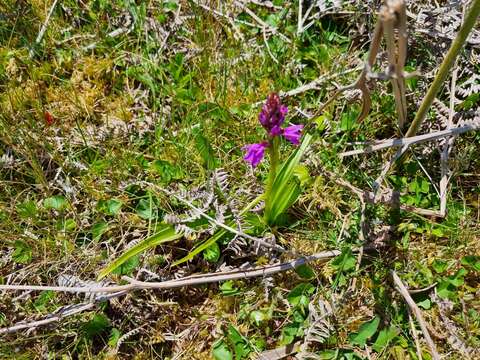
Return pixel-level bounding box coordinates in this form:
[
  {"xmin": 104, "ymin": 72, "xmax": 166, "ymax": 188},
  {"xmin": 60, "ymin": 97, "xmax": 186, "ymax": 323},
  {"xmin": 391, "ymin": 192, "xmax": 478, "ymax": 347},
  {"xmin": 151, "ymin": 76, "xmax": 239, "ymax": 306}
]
[{"xmin": 1, "ymin": 0, "xmax": 479, "ymax": 359}]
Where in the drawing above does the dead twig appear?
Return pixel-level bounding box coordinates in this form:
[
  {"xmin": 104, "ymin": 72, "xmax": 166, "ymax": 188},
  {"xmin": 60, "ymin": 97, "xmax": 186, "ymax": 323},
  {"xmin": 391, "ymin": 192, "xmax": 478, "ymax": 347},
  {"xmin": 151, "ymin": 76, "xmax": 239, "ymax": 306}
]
[
  {"xmin": 409, "ymin": 311, "xmax": 423, "ymax": 360},
  {"xmin": 0, "ymin": 250, "xmax": 341, "ymax": 335},
  {"xmin": 340, "ymin": 123, "xmax": 480, "ymax": 157},
  {"xmin": 392, "ymin": 271, "xmax": 441, "ymax": 360},
  {"xmin": 0, "ymin": 291, "xmax": 127, "ymax": 335},
  {"xmin": 381, "ymin": 0, "xmax": 408, "ymax": 129}
]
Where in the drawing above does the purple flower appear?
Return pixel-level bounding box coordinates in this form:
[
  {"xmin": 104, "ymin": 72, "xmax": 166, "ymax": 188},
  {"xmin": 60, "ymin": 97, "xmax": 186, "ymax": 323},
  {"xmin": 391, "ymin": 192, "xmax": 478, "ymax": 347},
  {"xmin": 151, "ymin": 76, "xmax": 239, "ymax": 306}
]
[
  {"xmin": 258, "ymin": 93, "xmax": 288, "ymax": 136},
  {"xmin": 282, "ymin": 124, "xmax": 304, "ymax": 145},
  {"xmin": 243, "ymin": 142, "xmax": 269, "ymax": 168},
  {"xmin": 242, "ymin": 93, "xmax": 304, "ymax": 168}
]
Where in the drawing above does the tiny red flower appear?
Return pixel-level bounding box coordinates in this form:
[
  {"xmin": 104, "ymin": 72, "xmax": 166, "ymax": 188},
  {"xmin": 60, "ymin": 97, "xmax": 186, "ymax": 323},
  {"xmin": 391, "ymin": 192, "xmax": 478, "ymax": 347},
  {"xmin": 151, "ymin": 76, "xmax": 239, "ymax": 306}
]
[{"xmin": 44, "ymin": 111, "xmax": 55, "ymax": 126}]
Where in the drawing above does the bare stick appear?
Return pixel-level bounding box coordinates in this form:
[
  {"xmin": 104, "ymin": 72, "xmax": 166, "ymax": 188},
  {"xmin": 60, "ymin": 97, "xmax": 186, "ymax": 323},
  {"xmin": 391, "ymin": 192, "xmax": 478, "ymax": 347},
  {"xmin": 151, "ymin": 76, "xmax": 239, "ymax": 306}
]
[
  {"xmin": 381, "ymin": 1, "xmax": 408, "ymax": 129},
  {"xmin": 0, "ymin": 291, "xmax": 126, "ymax": 335},
  {"xmin": 263, "ymin": 26, "xmax": 279, "ymax": 64},
  {"xmin": 252, "ymin": 67, "xmax": 361, "ymax": 106},
  {"xmin": 297, "ymin": 0, "xmax": 303, "ymax": 35},
  {"xmin": 0, "ymin": 250, "xmax": 340, "ymax": 295},
  {"xmin": 392, "ymin": 271, "xmax": 441, "ymax": 360},
  {"xmin": 29, "ymin": 0, "xmax": 59, "ymax": 58},
  {"xmin": 409, "ymin": 311, "xmax": 423, "ymax": 360},
  {"xmin": 440, "ymin": 67, "xmax": 459, "ymax": 216},
  {"xmin": 281, "ymin": 67, "xmax": 361, "ymax": 98},
  {"xmin": 0, "ymin": 250, "xmax": 341, "ymax": 335},
  {"xmin": 340, "ymin": 123, "xmax": 480, "ymax": 157}
]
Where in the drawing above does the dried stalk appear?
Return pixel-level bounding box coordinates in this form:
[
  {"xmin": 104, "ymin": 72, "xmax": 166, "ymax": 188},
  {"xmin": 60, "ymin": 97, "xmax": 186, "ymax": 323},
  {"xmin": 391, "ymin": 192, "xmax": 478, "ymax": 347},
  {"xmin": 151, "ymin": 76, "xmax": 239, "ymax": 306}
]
[
  {"xmin": 381, "ymin": 0, "xmax": 408, "ymax": 129},
  {"xmin": 340, "ymin": 123, "xmax": 480, "ymax": 157},
  {"xmin": 0, "ymin": 250, "xmax": 341, "ymax": 335},
  {"xmin": 440, "ymin": 66, "xmax": 459, "ymax": 216},
  {"xmin": 233, "ymin": 0, "xmax": 291, "ymax": 43},
  {"xmin": 0, "ymin": 250, "xmax": 340, "ymax": 295},
  {"xmin": 392, "ymin": 271, "xmax": 441, "ymax": 360}
]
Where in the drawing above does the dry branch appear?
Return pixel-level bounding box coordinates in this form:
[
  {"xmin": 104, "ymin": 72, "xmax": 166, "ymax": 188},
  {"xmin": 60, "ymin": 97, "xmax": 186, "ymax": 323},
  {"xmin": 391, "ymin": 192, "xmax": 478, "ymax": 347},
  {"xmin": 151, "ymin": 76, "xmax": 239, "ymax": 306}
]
[
  {"xmin": 392, "ymin": 271, "xmax": 441, "ymax": 360},
  {"xmin": 340, "ymin": 123, "xmax": 480, "ymax": 157},
  {"xmin": 0, "ymin": 250, "xmax": 340, "ymax": 335}
]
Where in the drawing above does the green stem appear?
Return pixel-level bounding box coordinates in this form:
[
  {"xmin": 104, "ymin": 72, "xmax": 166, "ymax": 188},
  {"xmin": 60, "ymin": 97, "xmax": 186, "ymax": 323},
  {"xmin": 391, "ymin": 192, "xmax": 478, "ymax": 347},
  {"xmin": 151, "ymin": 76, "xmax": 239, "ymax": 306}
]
[
  {"xmin": 264, "ymin": 137, "xmax": 279, "ymax": 222},
  {"xmin": 405, "ymin": 0, "xmax": 480, "ymax": 138}
]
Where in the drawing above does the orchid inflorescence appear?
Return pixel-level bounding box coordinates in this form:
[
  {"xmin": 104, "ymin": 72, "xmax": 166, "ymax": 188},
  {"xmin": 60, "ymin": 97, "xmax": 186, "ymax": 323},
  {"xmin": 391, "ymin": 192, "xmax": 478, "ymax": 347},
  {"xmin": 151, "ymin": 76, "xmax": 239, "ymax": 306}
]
[{"xmin": 243, "ymin": 93, "xmax": 303, "ymax": 167}]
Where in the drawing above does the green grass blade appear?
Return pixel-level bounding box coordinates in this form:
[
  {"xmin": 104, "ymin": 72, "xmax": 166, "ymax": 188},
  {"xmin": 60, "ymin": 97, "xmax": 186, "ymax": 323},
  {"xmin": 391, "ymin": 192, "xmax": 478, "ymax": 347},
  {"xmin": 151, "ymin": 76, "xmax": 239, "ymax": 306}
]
[
  {"xmin": 97, "ymin": 224, "xmax": 182, "ymax": 280},
  {"xmin": 172, "ymin": 227, "xmax": 228, "ymax": 266}
]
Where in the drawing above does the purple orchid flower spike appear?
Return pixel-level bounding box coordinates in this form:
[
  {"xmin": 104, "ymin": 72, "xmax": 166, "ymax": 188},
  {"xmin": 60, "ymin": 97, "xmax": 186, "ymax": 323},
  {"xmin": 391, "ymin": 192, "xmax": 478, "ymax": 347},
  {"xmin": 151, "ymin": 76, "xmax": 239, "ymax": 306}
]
[
  {"xmin": 243, "ymin": 92, "xmax": 304, "ymax": 168},
  {"xmin": 258, "ymin": 93, "xmax": 288, "ymax": 137},
  {"xmin": 243, "ymin": 142, "xmax": 269, "ymax": 168},
  {"xmin": 282, "ymin": 124, "xmax": 304, "ymax": 145}
]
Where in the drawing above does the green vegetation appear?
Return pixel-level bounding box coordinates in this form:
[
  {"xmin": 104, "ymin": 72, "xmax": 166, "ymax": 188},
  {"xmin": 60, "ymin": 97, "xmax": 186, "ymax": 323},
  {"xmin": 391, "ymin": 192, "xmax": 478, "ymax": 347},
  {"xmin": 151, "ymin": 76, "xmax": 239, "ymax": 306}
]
[{"xmin": 1, "ymin": 0, "xmax": 479, "ymax": 359}]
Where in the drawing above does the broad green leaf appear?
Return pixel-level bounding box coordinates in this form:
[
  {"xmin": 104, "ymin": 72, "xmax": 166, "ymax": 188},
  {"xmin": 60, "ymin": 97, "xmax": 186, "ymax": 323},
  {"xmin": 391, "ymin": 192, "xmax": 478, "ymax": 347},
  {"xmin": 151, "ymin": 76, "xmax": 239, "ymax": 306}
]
[
  {"xmin": 316, "ymin": 350, "xmax": 338, "ymax": 359},
  {"xmin": 250, "ymin": 310, "xmax": 267, "ymax": 326},
  {"xmin": 136, "ymin": 198, "xmax": 157, "ymax": 220},
  {"xmin": 287, "ymin": 283, "xmax": 315, "ymax": 307},
  {"xmin": 293, "ymin": 164, "xmax": 311, "ymax": 187},
  {"xmin": 212, "ymin": 340, "xmax": 233, "ymax": 360},
  {"xmin": 12, "ymin": 240, "xmax": 32, "ymax": 264},
  {"xmin": 98, "ymin": 224, "xmax": 182, "ymax": 279},
  {"xmin": 280, "ymin": 322, "xmax": 303, "ymax": 345},
  {"xmin": 219, "ymin": 280, "xmax": 239, "ymax": 296},
  {"xmin": 447, "ymin": 268, "xmax": 467, "ymax": 287},
  {"xmin": 295, "ymin": 264, "xmax": 315, "ymax": 279},
  {"xmin": 57, "ymin": 218, "xmax": 77, "ymax": 232},
  {"xmin": 266, "ymin": 133, "xmax": 312, "ymax": 225},
  {"xmin": 16, "ymin": 200, "xmax": 37, "ymax": 219},
  {"xmin": 33, "ymin": 290, "xmax": 55, "ymax": 312},
  {"xmin": 461, "ymin": 256, "xmax": 480, "ymax": 271},
  {"xmin": 43, "ymin": 195, "xmax": 67, "ymax": 211},
  {"xmin": 432, "ymin": 259, "xmax": 448, "ymax": 273},
  {"xmin": 372, "ymin": 326, "xmax": 398, "ymax": 352},
  {"xmin": 331, "ymin": 248, "xmax": 356, "ymax": 272},
  {"xmin": 108, "ymin": 328, "xmax": 121, "ymax": 347},
  {"xmin": 227, "ymin": 325, "xmax": 251, "ymax": 360},
  {"xmin": 91, "ymin": 221, "xmax": 109, "ymax": 241},
  {"xmin": 417, "ymin": 298, "xmax": 431, "ymax": 310},
  {"xmin": 82, "ymin": 313, "xmax": 110, "ymax": 338},
  {"xmin": 437, "ymin": 280, "xmax": 456, "ymax": 300},
  {"xmin": 111, "ymin": 255, "xmax": 139, "ymax": 276},
  {"xmin": 98, "ymin": 199, "xmax": 123, "ymax": 216},
  {"xmin": 348, "ymin": 316, "xmax": 380, "ymax": 347}
]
